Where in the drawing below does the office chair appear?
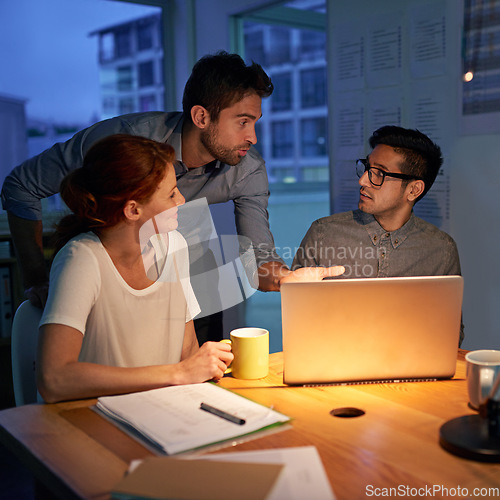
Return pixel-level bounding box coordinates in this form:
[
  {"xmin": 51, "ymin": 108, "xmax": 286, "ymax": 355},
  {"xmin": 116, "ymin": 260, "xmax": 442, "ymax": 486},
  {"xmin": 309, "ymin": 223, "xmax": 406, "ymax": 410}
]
[{"xmin": 11, "ymin": 300, "xmax": 42, "ymax": 406}]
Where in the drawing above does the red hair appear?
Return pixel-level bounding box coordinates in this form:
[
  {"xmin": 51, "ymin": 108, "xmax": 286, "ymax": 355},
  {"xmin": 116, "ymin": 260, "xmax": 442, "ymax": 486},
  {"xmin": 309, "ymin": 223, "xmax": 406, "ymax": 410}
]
[{"xmin": 54, "ymin": 134, "xmax": 175, "ymax": 250}]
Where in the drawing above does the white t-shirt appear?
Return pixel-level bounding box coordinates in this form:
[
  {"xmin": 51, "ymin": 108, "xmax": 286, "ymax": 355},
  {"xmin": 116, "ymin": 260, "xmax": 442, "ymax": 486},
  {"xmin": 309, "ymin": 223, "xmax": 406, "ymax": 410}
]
[{"xmin": 40, "ymin": 231, "xmax": 200, "ymax": 367}]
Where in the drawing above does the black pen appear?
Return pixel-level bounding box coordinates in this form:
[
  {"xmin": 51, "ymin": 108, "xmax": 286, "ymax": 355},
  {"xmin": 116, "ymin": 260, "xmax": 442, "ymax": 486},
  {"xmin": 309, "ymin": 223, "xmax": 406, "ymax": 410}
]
[{"xmin": 200, "ymin": 402, "xmax": 246, "ymax": 425}]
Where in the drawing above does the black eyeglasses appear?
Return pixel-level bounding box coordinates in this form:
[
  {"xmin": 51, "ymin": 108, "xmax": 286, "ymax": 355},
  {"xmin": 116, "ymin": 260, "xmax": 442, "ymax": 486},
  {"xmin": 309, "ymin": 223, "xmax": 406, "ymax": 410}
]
[{"xmin": 356, "ymin": 159, "xmax": 422, "ymax": 187}]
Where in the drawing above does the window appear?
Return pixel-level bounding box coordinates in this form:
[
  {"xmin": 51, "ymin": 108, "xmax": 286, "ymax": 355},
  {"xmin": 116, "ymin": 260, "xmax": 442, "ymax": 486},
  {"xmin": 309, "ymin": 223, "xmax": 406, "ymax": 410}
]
[
  {"xmin": 95, "ymin": 13, "xmax": 163, "ymax": 119},
  {"xmin": 140, "ymin": 94, "xmax": 156, "ymax": 112},
  {"xmin": 301, "ymin": 117, "xmax": 327, "ymax": 157},
  {"xmin": 268, "ymin": 27, "xmax": 291, "ymax": 65},
  {"xmin": 138, "ymin": 61, "xmax": 154, "ymax": 87},
  {"xmin": 300, "ymin": 67, "xmax": 327, "ymax": 108},
  {"xmin": 301, "ymin": 165, "xmax": 329, "ymax": 182},
  {"xmin": 271, "ymin": 72, "xmax": 292, "ymax": 111},
  {"xmin": 300, "ymin": 30, "xmax": 326, "ymax": 59},
  {"xmin": 115, "ymin": 27, "xmax": 132, "ymax": 59},
  {"xmin": 244, "ymin": 27, "xmax": 266, "ymax": 66},
  {"xmin": 99, "ymin": 68, "xmax": 115, "ymax": 91},
  {"xmin": 119, "ymin": 97, "xmax": 135, "ymax": 114},
  {"xmin": 137, "ymin": 20, "xmax": 155, "ymax": 51},
  {"xmin": 271, "ymin": 121, "xmax": 294, "ymax": 158},
  {"xmin": 117, "ymin": 65, "xmax": 133, "ymax": 91},
  {"xmin": 102, "ymin": 97, "xmax": 115, "ymax": 115},
  {"xmin": 270, "ymin": 167, "xmax": 296, "ymax": 182},
  {"xmin": 100, "ymin": 33, "xmax": 115, "ymax": 62}
]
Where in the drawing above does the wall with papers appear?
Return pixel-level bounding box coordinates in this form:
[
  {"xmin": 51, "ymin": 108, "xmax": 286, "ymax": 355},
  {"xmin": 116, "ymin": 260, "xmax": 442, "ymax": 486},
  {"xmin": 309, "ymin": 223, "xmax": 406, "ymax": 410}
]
[
  {"xmin": 327, "ymin": 0, "xmax": 455, "ymax": 231},
  {"xmin": 326, "ymin": 0, "xmax": 500, "ymax": 351}
]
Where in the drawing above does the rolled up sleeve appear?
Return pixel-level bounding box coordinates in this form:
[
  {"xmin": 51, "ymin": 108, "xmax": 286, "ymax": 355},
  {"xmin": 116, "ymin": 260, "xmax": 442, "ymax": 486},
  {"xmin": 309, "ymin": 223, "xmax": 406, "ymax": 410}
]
[{"xmin": 232, "ymin": 159, "xmax": 283, "ymax": 272}]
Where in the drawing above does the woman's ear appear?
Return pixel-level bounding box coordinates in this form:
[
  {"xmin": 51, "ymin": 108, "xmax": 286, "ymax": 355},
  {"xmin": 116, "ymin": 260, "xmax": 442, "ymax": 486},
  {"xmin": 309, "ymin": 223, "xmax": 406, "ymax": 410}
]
[
  {"xmin": 123, "ymin": 200, "xmax": 141, "ymax": 221},
  {"xmin": 191, "ymin": 105, "xmax": 211, "ymax": 130}
]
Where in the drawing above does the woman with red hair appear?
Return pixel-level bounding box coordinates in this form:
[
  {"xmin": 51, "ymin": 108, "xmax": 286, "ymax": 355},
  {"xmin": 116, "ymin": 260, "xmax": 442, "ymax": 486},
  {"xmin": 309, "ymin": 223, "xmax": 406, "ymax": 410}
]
[{"xmin": 37, "ymin": 134, "xmax": 232, "ymax": 403}]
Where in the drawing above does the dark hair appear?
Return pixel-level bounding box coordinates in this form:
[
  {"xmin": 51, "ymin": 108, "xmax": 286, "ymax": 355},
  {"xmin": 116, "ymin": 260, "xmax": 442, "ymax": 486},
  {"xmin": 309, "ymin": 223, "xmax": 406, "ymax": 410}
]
[
  {"xmin": 369, "ymin": 126, "xmax": 443, "ymax": 202},
  {"xmin": 182, "ymin": 51, "xmax": 273, "ymax": 122},
  {"xmin": 54, "ymin": 134, "xmax": 175, "ymax": 251}
]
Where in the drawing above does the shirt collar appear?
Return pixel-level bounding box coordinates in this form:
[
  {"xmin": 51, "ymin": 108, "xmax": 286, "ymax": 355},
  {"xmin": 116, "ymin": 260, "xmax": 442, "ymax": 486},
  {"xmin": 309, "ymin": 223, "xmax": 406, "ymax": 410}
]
[
  {"xmin": 169, "ymin": 117, "xmax": 183, "ymax": 158},
  {"xmin": 168, "ymin": 114, "xmax": 223, "ymax": 175},
  {"xmin": 355, "ymin": 209, "xmax": 416, "ymax": 248}
]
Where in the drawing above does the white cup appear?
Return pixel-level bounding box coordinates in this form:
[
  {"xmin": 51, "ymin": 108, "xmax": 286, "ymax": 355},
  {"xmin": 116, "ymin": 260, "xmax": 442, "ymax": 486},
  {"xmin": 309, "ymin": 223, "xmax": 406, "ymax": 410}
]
[{"xmin": 465, "ymin": 350, "xmax": 500, "ymax": 410}]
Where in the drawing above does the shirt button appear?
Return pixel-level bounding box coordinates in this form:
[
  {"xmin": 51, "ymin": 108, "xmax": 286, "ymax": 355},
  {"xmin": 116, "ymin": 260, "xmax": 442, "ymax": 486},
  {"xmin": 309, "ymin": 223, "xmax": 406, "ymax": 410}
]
[
  {"xmin": 381, "ymin": 252, "xmax": 386, "ymax": 258},
  {"xmin": 394, "ymin": 239, "xmax": 399, "ymax": 245},
  {"xmin": 385, "ymin": 233, "xmax": 390, "ymax": 238},
  {"xmin": 373, "ymin": 235, "xmax": 378, "ymax": 242}
]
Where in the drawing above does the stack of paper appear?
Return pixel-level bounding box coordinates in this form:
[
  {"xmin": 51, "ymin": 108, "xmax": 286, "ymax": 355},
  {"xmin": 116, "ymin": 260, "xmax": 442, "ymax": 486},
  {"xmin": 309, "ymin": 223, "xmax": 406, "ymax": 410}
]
[
  {"xmin": 112, "ymin": 457, "xmax": 284, "ymax": 500},
  {"xmin": 190, "ymin": 446, "xmax": 336, "ymax": 500},
  {"xmin": 96, "ymin": 382, "xmax": 290, "ymax": 454},
  {"xmin": 111, "ymin": 446, "xmax": 336, "ymax": 500}
]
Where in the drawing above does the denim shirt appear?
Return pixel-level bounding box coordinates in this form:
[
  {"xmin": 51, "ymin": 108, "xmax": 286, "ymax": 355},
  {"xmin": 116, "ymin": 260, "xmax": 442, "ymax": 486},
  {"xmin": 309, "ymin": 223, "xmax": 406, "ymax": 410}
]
[
  {"xmin": 1, "ymin": 112, "xmax": 282, "ymax": 271},
  {"xmin": 293, "ymin": 209, "xmax": 464, "ymax": 343},
  {"xmin": 293, "ymin": 209, "xmax": 461, "ymax": 277}
]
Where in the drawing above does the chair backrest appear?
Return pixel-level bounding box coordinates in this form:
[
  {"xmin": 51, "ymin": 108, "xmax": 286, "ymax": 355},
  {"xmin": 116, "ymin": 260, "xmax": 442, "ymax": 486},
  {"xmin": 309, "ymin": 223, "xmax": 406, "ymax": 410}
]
[{"xmin": 11, "ymin": 300, "xmax": 43, "ymax": 406}]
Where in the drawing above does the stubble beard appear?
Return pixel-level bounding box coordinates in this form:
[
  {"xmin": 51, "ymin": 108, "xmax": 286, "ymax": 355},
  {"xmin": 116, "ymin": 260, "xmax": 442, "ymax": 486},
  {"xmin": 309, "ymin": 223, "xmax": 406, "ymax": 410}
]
[{"xmin": 200, "ymin": 125, "xmax": 243, "ymax": 166}]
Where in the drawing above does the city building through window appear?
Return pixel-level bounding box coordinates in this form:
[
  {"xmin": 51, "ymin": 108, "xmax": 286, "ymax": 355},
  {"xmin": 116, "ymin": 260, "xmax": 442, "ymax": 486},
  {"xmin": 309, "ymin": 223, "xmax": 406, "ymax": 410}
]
[{"xmin": 238, "ymin": 1, "xmax": 329, "ymax": 350}]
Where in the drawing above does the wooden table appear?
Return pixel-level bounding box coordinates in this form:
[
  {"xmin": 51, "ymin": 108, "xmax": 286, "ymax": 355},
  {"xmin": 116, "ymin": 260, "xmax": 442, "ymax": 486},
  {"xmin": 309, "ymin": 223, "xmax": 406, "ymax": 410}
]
[{"xmin": 1, "ymin": 350, "xmax": 500, "ymax": 499}]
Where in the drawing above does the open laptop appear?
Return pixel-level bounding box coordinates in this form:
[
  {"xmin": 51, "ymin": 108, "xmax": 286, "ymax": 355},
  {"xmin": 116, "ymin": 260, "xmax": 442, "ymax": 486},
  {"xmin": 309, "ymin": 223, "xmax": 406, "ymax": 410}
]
[{"xmin": 281, "ymin": 276, "xmax": 464, "ymax": 386}]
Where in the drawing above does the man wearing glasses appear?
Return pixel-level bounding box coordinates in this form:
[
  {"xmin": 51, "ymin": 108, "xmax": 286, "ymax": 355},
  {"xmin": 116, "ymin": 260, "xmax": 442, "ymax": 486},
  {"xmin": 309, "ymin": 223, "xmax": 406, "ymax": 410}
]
[{"xmin": 292, "ymin": 125, "xmax": 463, "ymax": 343}]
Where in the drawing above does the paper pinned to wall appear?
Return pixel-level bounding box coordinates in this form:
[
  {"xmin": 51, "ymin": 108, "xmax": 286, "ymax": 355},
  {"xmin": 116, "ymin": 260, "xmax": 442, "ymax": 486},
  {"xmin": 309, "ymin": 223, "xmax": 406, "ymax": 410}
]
[
  {"xmin": 332, "ymin": 24, "xmax": 365, "ymax": 92},
  {"xmin": 332, "ymin": 91, "xmax": 365, "ymax": 161},
  {"xmin": 366, "ymin": 13, "xmax": 403, "ymax": 88},
  {"xmin": 409, "ymin": 1, "xmax": 447, "ymax": 78}
]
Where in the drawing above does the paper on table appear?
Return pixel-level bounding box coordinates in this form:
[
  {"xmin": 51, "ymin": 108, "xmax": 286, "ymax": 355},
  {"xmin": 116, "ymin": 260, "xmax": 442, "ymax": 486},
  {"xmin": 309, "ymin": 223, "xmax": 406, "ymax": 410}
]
[
  {"xmin": 112, "ymin": 457, "xmax": 284, "ymax": 500},
  {"xmin": 189, "ymin": 446, "xmax": 336, "ymax": 500},
  {"xmin": 96, "ymin": 382, "xmax": 290, "ymax": 455}
]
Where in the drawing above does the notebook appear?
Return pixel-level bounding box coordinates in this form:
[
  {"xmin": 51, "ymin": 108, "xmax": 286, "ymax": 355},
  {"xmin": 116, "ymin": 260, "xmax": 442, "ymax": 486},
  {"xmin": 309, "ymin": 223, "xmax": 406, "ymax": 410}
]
[{"xmin": 281, "ymin": 275, "xmax": 464, "ymax": 385}]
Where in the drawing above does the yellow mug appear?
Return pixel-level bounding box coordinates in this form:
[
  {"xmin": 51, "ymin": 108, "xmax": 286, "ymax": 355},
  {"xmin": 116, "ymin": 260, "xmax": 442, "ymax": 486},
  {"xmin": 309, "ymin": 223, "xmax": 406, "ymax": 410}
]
[{"xmin": 223, "ymin": 327, "xmax": 269, "ymax": 379}]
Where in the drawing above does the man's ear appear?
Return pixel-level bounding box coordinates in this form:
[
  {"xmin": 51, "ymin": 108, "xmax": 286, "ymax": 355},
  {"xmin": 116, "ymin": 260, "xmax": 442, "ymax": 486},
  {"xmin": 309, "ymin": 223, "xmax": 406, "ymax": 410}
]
[
  {"xmin": 190, "ymin": 105, "xmax": 211, "ymax": 130},
  {"xmin": 123, "ymin": 200, "xmax": 141, "ymax": 221},
  {"xmin": 407, "ymin": 180, "xmax": 425, "ymax": 202}
]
